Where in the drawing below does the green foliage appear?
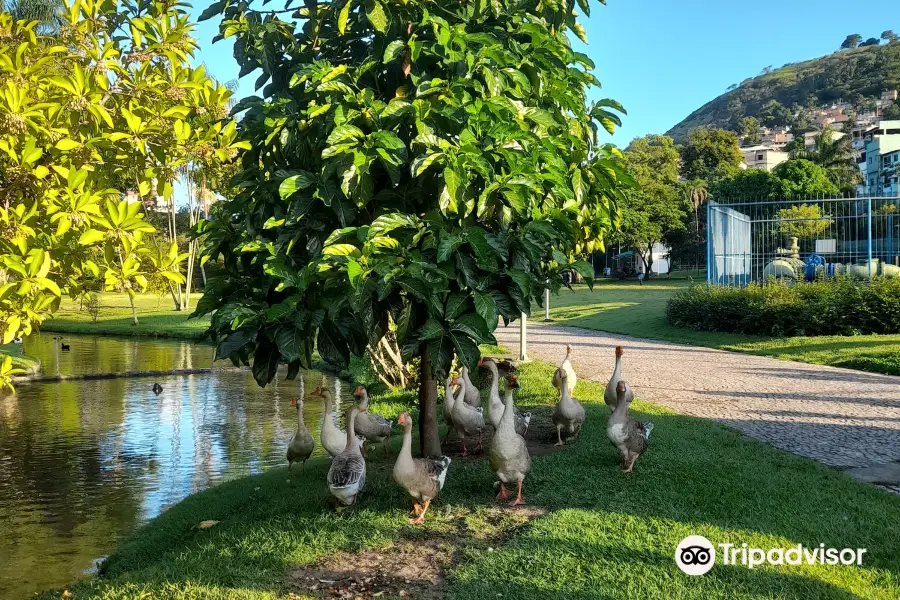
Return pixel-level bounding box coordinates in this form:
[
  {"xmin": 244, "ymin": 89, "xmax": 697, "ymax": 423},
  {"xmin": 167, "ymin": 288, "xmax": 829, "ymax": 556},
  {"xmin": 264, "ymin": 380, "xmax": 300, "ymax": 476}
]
[
  {"xmin": 667, "ymin": 277, "xmax": 900, "ymax": 336},
  {"xmin": 667, "ymin": 42, "xmax": 900, "ymax": 139},
  {"xmin": 0, "ymin": 353, "xmax": 24, "ymax": 392},
  {"xmin": 776, "ymin": 203, "xmax": 833, "ymax": 239},
  {"xmin": 789, "ymin": 127, "xmax": 860, "ymax": 192},
  {"xmin": 712, "ymin": 160, "xmax": 839, "ymax": 200},
  {"xmin": 841, "ymin": 34, "xmax": 863, "ymax": 49},
  {"xmin": 0, "ymin": 1, "xmax": 242, "ymax": 353},
  {"xmin": 679, "ymin": 128, "xmax": 743, "ymax": 182},
  {"xmin": 739, "ymin": 116, "xmax": 761, "ymax": 144},
  {"xmin": 197, "ymin": 0, "xmax": 631, "ymax": 392},
  {"xmin": 614, "ymin": 135, "xmax": 685, "ymax": 274}
]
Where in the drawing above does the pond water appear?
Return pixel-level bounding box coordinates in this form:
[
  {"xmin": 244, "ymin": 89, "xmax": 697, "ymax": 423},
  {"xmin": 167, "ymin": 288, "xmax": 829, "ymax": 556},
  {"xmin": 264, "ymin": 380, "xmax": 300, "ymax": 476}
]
[{"xmin": 0, "ymin": 334, "xmax": 353, "ymax": 600}]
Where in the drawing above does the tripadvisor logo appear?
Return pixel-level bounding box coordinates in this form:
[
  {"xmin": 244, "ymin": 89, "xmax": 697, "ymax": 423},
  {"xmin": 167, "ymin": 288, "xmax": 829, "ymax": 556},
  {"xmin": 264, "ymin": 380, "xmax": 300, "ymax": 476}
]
[{"xmin": 675, "ymin": 536, "xmax": 867, "ymax": 575}]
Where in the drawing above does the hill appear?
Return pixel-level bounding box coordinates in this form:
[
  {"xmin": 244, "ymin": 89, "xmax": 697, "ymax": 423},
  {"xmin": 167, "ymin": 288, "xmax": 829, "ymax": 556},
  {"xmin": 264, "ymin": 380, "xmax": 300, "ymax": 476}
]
[{"xmin": 666, "ymin": 42, "xmax": 900, "ymax": 141}]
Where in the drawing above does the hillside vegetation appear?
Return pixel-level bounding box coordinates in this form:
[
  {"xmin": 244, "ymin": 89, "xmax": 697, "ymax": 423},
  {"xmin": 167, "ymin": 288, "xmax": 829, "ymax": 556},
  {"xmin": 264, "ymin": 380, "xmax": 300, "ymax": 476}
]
[{"xmin": 667, "ymin": 42, "xmax": 900, "ymax": 140}]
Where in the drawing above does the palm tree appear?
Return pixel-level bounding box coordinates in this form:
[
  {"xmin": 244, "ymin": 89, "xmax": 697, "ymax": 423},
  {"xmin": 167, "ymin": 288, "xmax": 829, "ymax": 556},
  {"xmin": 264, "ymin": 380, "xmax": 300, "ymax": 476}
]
[
  {"xmin": 1, "ymin": 0, "xmax": 63, "ymax": 33},
  {"xmin": 789, "ymin": 126, "xmax": 861, "ymax": 193}
]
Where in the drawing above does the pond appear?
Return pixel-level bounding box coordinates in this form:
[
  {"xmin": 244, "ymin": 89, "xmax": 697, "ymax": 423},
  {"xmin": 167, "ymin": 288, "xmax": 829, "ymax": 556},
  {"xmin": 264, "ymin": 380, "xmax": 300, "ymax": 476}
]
[{"xmin": 0, "ymin": 334, "xmax": 354, "ymax": 600}]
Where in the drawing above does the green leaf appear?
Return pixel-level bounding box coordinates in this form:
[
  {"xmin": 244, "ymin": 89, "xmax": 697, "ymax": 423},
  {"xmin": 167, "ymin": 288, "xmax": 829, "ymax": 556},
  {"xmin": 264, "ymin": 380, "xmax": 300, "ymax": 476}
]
[
  {"xmin": 383, "ymin": 40, "xmax": 406, "ymax": 63},
  {"xmin": 452, "ymin": 313, "xmax": 496, "ymax": 345},
  {"xmin": 445, "ymin": 292, "xmax": 469, "ymax": 321},
  {"xmin": 317, "ymin": 320, "xmax": 350, "ymax": 368},
  {"xmin": 78, "ymin": 230, "xmax": 105, "ymax": 246},
  {"xmin": 216, "ymin": 329, "xmax": 255, "ymax": 360},
  {"xmin": 396, "ymin": 301, "xmax": 415, "ymax": 343},
  {"xmin": 448, "ymin": 330, "xmax": 479, "ymax": 370},
  {"xmin": 508, "ymin": 269, "xmax": 532, "ymax": 296},
  {"xmin": 411, "ymin": 152, "xmax": 444, "ymax": 177},
  {"xmin": 571, "ymin": 260, "xmax": 595, "ymax": 289},
  {"xmin": 275, "ymin": 325, "xmax": 304, "ymax": 362},
  {"xmin": 437, "ymin": 232, "xmax": 462, "ymax": 262},
  {"xmin": 367, "ymin": 1, "xmax": 387, "ymax": 33},
  {"xmin": 473, "ymin": 291, "xmax": 498, "ymax": 327},
  {"xmin": 252, "ymin": 339, "xmax": 281, "ymax": 387},
  {"xmin": 55, "ymin": 138, "xmax": 80, "ymax": 151},
  {"xmin": 576, "ymin": 0, "xmax": 590, "ymax": 16},
  {"xmin": 326, "ymin": 124, "xmax": 364, "ymax": 146},
  {"xmin": 338, "ymin": 0, "xmax": 352, "ymax": 35},
  {"xmin": 369, "ymin": 213, "xmax": 415, "ymax": 238},
  {"xmin": 323, "ymin": 243, "xmax": 361, "ymax": 257},
  {"xmin": 427, "ymin": 335, "xmax": 455, "ymax": 377},
  {"xmin": 279, "ymin": 171, "xmax": 317, "ymax": 199},
  {"xmin": 418, "ymin": 317, "xmax": 444, "ymax": 341}
]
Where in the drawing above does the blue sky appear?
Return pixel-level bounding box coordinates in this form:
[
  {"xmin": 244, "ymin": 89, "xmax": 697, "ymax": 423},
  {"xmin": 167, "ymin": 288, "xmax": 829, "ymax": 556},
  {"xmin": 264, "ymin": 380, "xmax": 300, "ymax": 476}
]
[{"xmin": 187, "ymin": 0, "xmax": 896, "ymax": 147}]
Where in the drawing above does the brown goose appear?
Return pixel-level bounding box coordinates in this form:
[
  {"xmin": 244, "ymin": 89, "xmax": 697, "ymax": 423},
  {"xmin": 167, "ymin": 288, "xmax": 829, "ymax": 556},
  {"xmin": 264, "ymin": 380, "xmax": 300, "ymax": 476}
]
[
  {"xmin": 489, "ymin": 375, "xmax": 531, "ymax": 506},
  {"xmin": 287, "ymin": 398, "xmax": 315, "ymax": 472},
  {"xmin": 392, "ymin": 412, "xmax": 451, "ymax": 524},
  {"xmin": 552, "ymin": 367, "xmax": 585, "ymax": 446},
  {"xmin": 328, "ymin": 406, "xmax": 367, "ymax": 506},
  {"xmin": 353, "ymin": 386, "xmax": 393, "ymax": 456},
  {"xmin": 606, "ymin": 381, "xmax": 653, "ymax": 472}
]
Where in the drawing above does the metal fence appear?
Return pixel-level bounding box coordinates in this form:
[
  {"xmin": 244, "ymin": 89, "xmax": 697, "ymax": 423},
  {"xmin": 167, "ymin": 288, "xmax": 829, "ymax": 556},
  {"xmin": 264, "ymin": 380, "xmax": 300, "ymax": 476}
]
[{"xmin": 707, "ymin": 196, "xmax": 900, "ymax": 286}]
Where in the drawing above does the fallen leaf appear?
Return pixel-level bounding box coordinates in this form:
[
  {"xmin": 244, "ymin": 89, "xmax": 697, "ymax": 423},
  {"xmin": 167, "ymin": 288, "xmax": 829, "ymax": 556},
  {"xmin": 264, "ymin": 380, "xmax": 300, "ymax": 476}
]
[{"xmin": 196, "ymin": 520, "xmax": 220, "ymax": 529}]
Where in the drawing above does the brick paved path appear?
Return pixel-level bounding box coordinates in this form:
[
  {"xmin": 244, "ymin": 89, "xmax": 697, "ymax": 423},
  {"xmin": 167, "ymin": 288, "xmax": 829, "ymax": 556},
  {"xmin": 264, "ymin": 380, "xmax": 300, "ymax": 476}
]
[{"xmin": 495, "ymin": 322, "xmax": 900, "ymax": 476}]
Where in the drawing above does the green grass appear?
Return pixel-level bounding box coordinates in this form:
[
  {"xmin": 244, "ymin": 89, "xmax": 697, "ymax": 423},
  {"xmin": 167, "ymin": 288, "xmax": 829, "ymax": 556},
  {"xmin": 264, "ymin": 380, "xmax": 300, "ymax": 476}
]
[
  {"xmin": 0, "ymin": 346, "xmax": 41, "ymax": 373},
  {"xmin": 38, "ymin": 360, "xmax": 900, "ymax": 599},
  {"xmin": 40, "ymin": 294, "xmax": 210, "ymax": 340},
  {"xmin": 548, "ymin": 280, "xmax": 900, "ymax": 376}
]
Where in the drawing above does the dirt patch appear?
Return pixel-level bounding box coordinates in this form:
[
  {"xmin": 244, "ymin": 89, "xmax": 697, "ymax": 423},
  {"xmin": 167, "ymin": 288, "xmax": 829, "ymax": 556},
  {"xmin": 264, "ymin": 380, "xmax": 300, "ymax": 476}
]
[
  {"xmin": 285, "ymin": 506, "xmax": 547, "ymax": 599},
  {"xmin": 287, "ymin": 538, "xmax": 452, "ymax": 599}
]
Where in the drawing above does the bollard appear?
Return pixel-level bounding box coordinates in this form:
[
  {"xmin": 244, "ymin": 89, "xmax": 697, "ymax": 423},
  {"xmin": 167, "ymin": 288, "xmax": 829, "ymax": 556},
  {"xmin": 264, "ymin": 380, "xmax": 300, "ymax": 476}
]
[{"xmin": 519, "ymin": 312, "xmax": 528, "ymax": 361}]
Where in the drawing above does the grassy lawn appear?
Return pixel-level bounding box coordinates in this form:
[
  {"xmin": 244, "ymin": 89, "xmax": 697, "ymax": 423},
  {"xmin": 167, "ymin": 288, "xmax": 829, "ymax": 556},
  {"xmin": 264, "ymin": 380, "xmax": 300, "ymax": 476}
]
[
  {"xmin": 547, "ymin": 280, "xmax": 900, "ymax": 376},
  {"xmin": 40, "ymin": 294, "xmax": 211, "ymax": 340},
  {"xmin": 36, "ymin": 360, "xmax": 900, "ymax": 599}
]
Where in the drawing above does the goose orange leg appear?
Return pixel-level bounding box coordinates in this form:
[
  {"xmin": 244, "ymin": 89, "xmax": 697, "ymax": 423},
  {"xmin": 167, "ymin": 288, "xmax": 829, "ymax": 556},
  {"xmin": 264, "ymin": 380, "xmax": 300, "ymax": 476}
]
[
  {"xmin": 508, "ymin": 480, "xmax": 525, "ymax": 507},
  {"xmin": 555, "ymin": 425, "xmax": 565, "ymax": 447},
  {"xmin": 409, "ymin": 499, "xmax": 431, "ymax": 524},
  {"xmin": 383, "ymin": 436, "xmax": 390, "ymax": 456},
  {"xmin": 496, "ymin": 482, "xmax": 511, "ymax": 501}
]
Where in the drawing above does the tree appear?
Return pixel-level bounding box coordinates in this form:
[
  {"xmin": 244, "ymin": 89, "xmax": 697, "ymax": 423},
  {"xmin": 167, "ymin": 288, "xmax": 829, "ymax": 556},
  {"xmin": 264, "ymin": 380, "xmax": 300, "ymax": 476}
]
[
  {"xmin": 681, "ymin": 128, "xmax": 743, "ymax": 182},
  {"xmin": 612, "ymin": 135, "xmax": 684, "ymax": 276},
  {"xmin": 0, "ymin": 0, "xmax": 61, "ymax": 32},
  {"xmin": 883, "ymin": 30, "xmax": 899, "ymax": 44},
  {"xmin": 757, "ymin": 100, "xmax": 792, "ymax": 128},
  {"xmin": 773, "ymin": 160, "xmax": 840, "ymax": 198},
  {"xmin": 777, "ymin": 204, "xmax": 833, "ymax": 240},
  {"xmin": 727, "ymin": 95, "xmax": 745, "ymax": 129},
  {"xmin": 197, "ymin": 0, "xmax": 631, "ymax": 457},
  {"xmin": 740, "ymin": 116, "xmax": 762, "ymax": 145},
  {"xmin": 0, "ymin": 2, "xmax": 243, "ymax": 367},
  {"xmin": 711, "ymin": 169, "xmax": 782, "ymax": 200},
  {"xmin": 860, "ymin": 38, "xmax": 880, "ymax": 47},
  {"xmin": 884, "ymin": 103, "xmax": 900, "ymax": 120},
  {"xmin": 841, "ymin": 34, "xmax": 862, "ymax": 49},
  {"xmin": 789, "ymin": 127, "xmax": 860, "ymax": 192}
]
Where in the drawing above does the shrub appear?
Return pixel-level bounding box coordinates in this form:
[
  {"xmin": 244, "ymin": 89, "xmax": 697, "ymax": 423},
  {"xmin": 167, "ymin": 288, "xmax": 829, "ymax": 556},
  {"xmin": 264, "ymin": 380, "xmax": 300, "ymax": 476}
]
[{"xmin": 667, "ymin": 277, "xmax": 900, "ymax": 336}]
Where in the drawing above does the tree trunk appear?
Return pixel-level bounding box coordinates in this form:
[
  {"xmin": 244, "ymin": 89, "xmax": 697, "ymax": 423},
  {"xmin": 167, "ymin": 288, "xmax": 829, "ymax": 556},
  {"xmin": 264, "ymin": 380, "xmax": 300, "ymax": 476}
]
[
  {"xmin": 168, "ymin": 282, "xmax": 182, "ymax": 311},
  {"xmin": 128, "ymin": 293, "xmax": 139, "ymax": 326},
  {"xmin": 417, "ymin": 349, "xmax": 442, "ymax": 459}
]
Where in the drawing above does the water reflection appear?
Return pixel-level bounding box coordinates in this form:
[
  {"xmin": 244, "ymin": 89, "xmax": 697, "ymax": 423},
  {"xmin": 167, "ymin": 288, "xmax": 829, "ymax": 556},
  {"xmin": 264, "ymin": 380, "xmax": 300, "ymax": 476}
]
[{"xmin": 0, "ymin": 335, "xmax": 353, "ymax": 599}]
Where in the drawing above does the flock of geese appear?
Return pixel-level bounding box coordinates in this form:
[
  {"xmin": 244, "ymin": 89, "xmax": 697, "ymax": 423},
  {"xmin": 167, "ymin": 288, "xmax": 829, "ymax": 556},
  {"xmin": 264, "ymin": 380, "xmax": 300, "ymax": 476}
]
[{"xmin": 286, "ymin": 344, "xmax": 654, "ymax": 524}]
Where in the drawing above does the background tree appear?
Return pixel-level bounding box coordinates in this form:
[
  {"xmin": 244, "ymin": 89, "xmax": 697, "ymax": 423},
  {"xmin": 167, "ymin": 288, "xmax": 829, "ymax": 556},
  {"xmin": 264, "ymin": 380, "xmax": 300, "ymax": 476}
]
[
  {"xmin": 841, "ymin": 34, "xmax": 862, "ymax": 49},
  {"xmin": 860, "ymin": 38, "xmax": 880, "ymax": 47},
  {"xmin": 612, "ymin": 135, "xmax": 684, "ymax": 276},
  {"xmin": 0, "ymin": 0, "xmax": 243, "ymax": 373},
  {"xmin": 739, "ymin": 116, "xmax": 762, "ymax": 145},
  {"xmin": 884, "ymin": 102, "xmax": 900, "ymax": 120},
  {"xmin": 197, "ymin": 0, "xmax": 631, "ymax": 457},
  {"xmin": 773, "ymin": 160, "xmax": 840, "ymax": 198},
  {"xmin": 789, "ymin": 127, "xmax": 860, "ymax": 192},
  {"xmin": 777, "ymin": 204, "xmax": 833, "ymax": 240},
  {"xmin": 680, "ymin": 128, "xmax": 743, "ymax": 182},
  {"xmin": 0, "ymin": 0, "xmax": 61, "ymax": 31},
  {"xmin": 883, "ymin": 30, "xmax": 899, "ymax": 44},
  {"xmin": 711, "ymin": 169, "xmax": 781, "ymax": 200}
]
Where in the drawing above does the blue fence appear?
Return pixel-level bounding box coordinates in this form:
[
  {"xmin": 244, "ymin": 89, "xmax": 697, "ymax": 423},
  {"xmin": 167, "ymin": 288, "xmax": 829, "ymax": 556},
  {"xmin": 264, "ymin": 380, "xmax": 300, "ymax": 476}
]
[{"xmin": 706, "ymin": 196, "xmax": 900, "ymax": 286}]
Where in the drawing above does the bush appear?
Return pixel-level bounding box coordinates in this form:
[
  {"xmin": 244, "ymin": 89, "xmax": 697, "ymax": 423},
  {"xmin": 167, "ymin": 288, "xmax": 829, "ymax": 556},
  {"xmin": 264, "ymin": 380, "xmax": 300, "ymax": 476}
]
[{"xmin": 667, "ymin": 277, "xmax": 900, "ymax": 336}]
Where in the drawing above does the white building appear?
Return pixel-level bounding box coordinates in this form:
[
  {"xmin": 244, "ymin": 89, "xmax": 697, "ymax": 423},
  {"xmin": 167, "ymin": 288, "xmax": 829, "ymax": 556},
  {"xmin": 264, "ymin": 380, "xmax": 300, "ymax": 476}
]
[
  {"xmin": 861, "ymin": 120, "xmax": 900, "ymax": 196},
  {"xmin": 741, "ymin": 145, "xmax": 789, "ymax": 171}
]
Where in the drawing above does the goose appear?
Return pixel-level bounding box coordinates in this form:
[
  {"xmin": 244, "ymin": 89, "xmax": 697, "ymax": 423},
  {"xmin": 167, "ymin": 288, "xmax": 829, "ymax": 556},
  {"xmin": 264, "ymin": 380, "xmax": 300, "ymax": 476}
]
[
  {"xmin": 151, "ymin": 383, "xmax": 163, "ymax": 395},
  {"xmin": 328, "ymin": 406, "xmax": 367, "ymax": 506},
  {"xmin": 605, "ymin": 345, "xmax": 633, "ymax": 410},
  {"xmin": 312, "ymin": 386, "xmax": 360, "ymax": 458},
  {"xmin": 460, "ymin": 365, "xmax": 481, "ymax": 407},
  {"xmin": 489, "ymin": 375, "xmax": 531, "ymax": 506},
  {"xmin": 607, "ymin": 381, "xmax": 653, "ymax": 472},
  {"xmin": 450, "ymin": 375, "xmax": 485, "ymax": 455},
  {"xmin": 552, "ymin": 367, "xmax": 585, "ymax": 446},
  {"xmin": 353, "ymin": 386, "xmax": 392, "ymax": 457},
  {"xmin": 551, "ymin": 344, "xmax": 577, "ymax": 397},
  {"xmin": 286, "ymin": 397, "xmax": 315, "ymax": 472},
  {"xmin": 61, "ymin": 343, "xmax": 70, "ymax": 352},
  {"xmin": 442, "ymin": 377, "xmax": 456, "ymax": 442},
  {"xmin": 482, "ymin": 357, "xmax": 530, "ymax": 436},
  {"xmin": 393, "ymin": 412, "xmax": 451, "ymax": 524},
  {"xmin": 12, "ymin": 336, "xmax": 22, "ymax": 344}
]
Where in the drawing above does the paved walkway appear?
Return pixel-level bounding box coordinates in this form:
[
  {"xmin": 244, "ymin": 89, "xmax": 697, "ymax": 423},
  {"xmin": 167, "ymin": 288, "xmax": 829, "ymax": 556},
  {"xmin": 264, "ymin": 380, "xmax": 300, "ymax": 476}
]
[{"xmin": 495, "ymin": 322, "xmax": 900, "ymax": 487}]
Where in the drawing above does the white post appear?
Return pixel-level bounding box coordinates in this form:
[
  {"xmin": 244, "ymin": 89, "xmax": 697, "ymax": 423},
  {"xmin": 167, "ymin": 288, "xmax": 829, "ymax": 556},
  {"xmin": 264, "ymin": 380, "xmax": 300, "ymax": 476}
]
[
  {"xmin": 519, "ymin": 312, "xmax": 528, "ymax": 361},
  {"xmin": 544, "ymin": 281, "xmax": 550, "ymax": 321}
]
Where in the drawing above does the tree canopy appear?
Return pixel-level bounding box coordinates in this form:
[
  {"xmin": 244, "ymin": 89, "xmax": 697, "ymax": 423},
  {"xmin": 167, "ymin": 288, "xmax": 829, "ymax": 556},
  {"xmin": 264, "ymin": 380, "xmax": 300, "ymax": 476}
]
[
  {"xmin": 841, "ymin": 34, "xmax": 862, "ymax": 49},
  {"xmin": 196, "ymin": 0, "xmax": 631, "ymax": 456},
  {"xmin": 680, "ymin": 128, "xmax": 743, "ymax": 183},
  {"xmin": 711, "ymin": 160, "xmax": 839, "ymax": 200}
]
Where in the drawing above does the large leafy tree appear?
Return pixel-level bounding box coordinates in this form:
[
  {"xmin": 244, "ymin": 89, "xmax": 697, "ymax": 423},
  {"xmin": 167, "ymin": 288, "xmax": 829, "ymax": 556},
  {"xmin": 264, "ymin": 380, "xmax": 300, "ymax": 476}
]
[
  {"xmin": 680, "ymin": 128, "xmax": 743, "ymax": 183},
  {"xmin": 612, "ymin": 135, "xmax": 684, "ymax": 276},
  {"xmin": 789, "ymin": 127, "xmax": 861, "ymax": 193},
  {"xmin": 0, "ymin": 0, "xmax": 244, "ymax": 380},
  {"xmin": 197, "ymin": 0, "xmax": 631, "ymax": 456}
]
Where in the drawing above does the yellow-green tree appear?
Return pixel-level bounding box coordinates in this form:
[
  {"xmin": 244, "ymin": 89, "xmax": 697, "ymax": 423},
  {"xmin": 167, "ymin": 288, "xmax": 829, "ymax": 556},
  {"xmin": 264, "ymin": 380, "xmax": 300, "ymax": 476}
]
[{"xmin": 777, "ymin": 204, "xmax": 833, "ymax": 239}]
